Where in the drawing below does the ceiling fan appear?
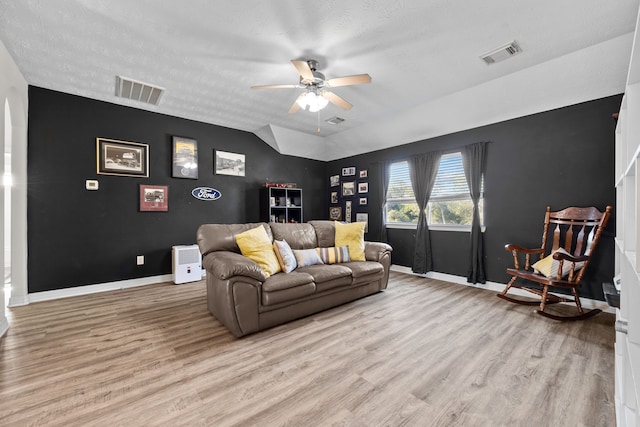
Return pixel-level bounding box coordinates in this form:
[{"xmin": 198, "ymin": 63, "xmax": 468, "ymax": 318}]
[{"xmin": 251, "ymin": 59, "xmax": 372, "ymax": 113}]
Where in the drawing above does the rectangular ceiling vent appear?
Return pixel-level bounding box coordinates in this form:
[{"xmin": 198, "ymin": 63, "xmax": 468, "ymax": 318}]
[
  {"xmin": 115, "ymin": 76, "xmax": 165, "ymax": 105},
  {"xmin": 480, "ymin": 41, "xmax": 521, "ymax": 65},
  {"xmin": 326, "ymin": 116, "xmax": 345, "ymax": 125}
]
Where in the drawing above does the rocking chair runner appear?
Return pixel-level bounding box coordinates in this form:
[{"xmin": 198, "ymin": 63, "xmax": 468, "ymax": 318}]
[{"xmin": 497, "ymin": 205, "xmax": 612, "ymax": 320}]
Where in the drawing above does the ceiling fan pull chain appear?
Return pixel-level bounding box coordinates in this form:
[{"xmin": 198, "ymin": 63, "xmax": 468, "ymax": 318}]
[{"xmin": 317, "ymin": 110, "xmax": 321, "ymax": 134}]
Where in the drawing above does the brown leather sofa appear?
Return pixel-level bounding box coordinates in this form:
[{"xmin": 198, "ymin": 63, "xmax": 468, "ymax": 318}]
[{"xmin": 196, "ymin": 220, "xmax": 393, "ymax": 337}]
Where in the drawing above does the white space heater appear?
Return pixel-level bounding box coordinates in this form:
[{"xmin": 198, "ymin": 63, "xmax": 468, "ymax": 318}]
[{"xmin": 172, "ymin": 244, "xmax": 202, "ymax": 284}]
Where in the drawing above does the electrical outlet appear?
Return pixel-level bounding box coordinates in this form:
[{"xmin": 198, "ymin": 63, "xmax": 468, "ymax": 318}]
[{"xmin": 136, "ymin": 255, "xmax": 144, "ymax": 265}]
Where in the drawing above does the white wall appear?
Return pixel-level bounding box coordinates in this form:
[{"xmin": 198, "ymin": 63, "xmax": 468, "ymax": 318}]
[{"xmin": 0, "ymin": 39, "xmax": 28, "ymax": 338}]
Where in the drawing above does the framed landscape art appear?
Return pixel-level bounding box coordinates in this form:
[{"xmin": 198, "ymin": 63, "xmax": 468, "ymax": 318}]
[
  {"xmin": 96, "ymin": 138, "xmax": 149, "ymax": 177},
  {"xmin": 172, "ymin": 136, "xmax": 198, "ymax": 179},
  {"xmin": 215, "ymin": 150, "xmax": 245, "ymax": 176},
  {"xmin": 139, "ymin": 184, "xmax": 168, "ymax": 212}
]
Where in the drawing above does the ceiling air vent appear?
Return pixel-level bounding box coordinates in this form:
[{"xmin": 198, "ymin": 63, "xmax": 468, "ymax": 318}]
[
  {"xmin": 325, "ymin": 116, "xmax": 345, "ymax": 125},
  {"xmin": 115, "ymin": 76, "xmax": 165, "ymax": 105},
  {"xmin": 480, "ymin": 41, "xmax": 521, "ymax": 65}
]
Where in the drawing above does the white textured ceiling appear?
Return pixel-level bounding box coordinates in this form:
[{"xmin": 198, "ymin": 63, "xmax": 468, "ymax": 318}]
[{"xmin": 0, "ymin": 0, "xmax": 638, "ymax": 161}]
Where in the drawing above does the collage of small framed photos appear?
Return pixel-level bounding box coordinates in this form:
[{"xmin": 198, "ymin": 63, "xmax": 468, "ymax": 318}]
[{"xmin": 329, "ymin": 166, "xmax": 369, "ymax": 231}]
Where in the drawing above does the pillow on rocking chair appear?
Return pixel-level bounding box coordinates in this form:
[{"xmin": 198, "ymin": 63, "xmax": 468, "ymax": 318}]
[{"xmin": 532, "ymin": 247, "xmax": 585, "ymax": 280}]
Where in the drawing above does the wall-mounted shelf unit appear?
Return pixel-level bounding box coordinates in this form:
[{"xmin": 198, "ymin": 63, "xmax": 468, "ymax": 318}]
[
  {"xmin": 615, "ymin": 7, "xmax": 640, "ymax": 426},
  {"xmin": 260, "ymin": 187, "xmax": 303, "ymax": 223}
]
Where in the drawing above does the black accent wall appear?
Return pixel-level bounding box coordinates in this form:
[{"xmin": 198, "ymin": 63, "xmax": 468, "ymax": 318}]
[
  {"xmin": 27, "ymin": 87, "xmax": 326, "ymax": 293},
  {"xmin": 327, "ymin": 95, "xmax": 621, "ymax": 300},
  {"xmin": 27, "ymin": 87, "xmax": 620, "ymax": 301}
]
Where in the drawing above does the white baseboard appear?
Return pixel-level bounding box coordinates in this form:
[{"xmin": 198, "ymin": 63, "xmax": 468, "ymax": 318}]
[
  {"xmin": 8, "ymin": 294, "xmax": 30, "ymax": 307},
  {"xmin": 0, "ymin": 315, "xmax": 8, "ymax": 338},
  {"xmin": 26, "ymin": 274, "xmax": 174, "ymax": 304},
  {"xmin": 390, "ymin": 265, "xmax": 615, "ymax": 314}
]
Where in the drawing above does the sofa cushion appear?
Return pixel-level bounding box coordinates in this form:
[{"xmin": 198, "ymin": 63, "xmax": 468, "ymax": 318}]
[
  {"xmin": 270, "ymin": 223, "xmax": 318, "ymax": 250},
  {"xmin": 262, "ymin": 271, "xmax": 314, "ymax": 292},
  {"xmin": 273, "ymin": 239, "xmax": 297, "ymax": 273},
  {"xmin": 309, "ymin": 220, "xmax": 336, "ymax": 247},
  {"xmin": 340, "ymin": 261, "xmax": 384, "ymax": 285},
  {"xmin": 197, "ymin": 223, "xmax": 272, "ymax": 256},
  {"xmin": 262, "ymin": 272, "xmax": 316, "ymax": 306},
  {"xmin": 335, "ymin": 221, "xmax": 366, "ymax": 261},
  {"xmin": 235, "ymin": 226, "xmax": 280, "ymax": 278},
  {"xmin": 296, "ymin": 264, "xmax": 353, "ymax": 292},
  {"xmin": 293, "ymin": 248, "xmax": 324, "ymax": 267},
  {"xmin": 316, "ymin": 246, "xmax": 350, "ymax": 264}
]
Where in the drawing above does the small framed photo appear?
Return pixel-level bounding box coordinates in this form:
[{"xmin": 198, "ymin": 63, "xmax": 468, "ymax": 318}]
[
  {"xmin": 172, "ymin": 136, "xmax": 198, "ymax": 179},
  {"xmin": 330, "ymin": 175, "xmax": 340, "ymax": 187},
  {"xmin": 215, "ymin": 150, "xmax": 245, "ymax": 176},
  {"xmin": 139, "ymin": 185, "xmax": 168, "ymax": 212},
  {"xmin": 359, "ymin": 169, "xmax": 368, "ymax": 178},
  {"xmin": 358, "ymin": 182, "xmax": 369, "ymax": 193},
  {"xmin": 342, "ymin": 167, "xmax": 356, "ymax": 176},
  {"xmin": 345, "ymin": 200, "xmax": 352, "ymax": 223},
  {"xmin": 329, "ymin": 206, "xmax": 342, "ymax": 220},
  {"xmin": 331, "ymin": 192, "xmax": 338, "ymax": 204},
  {"xmin": 356, "ymin": 213, "xmax": 369, "ymax": 232},
  {"xmin": 96, "ymin": 138, "xmax": 149, "ymax": 177},
  {"xmin": 359, "ymin": 197, "xmax": 367, "ymax": 205},
  {"xmin": 342, "ymin": 181, "xmax": 356, "ymax": 196}
]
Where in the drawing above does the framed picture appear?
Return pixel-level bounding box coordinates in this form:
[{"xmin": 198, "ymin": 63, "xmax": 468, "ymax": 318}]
[
  {"xmin": 329, "ymin": 206, "xmax": 342, "ymax": 220},
  {"xmin": 358, "ymin": 182, "xmax": 369, "ymax": 193},
  {"xmin": 330, "ymin": 175, "xmax": 340, "ymax": 187},
  {"xmin": 356, "ymin": 213, "xmax": 369, "ymax": 232},
  {"xmin": 345, "ymin": 201, "xmax": 352, "ymax": 223},
  {"xmin": 139, "ymin": 185, "xmax": 168, "ymax": 212},
  {"xmin": 331, "ymin": 192, "xmax": 338, "ymax": 204},
  {"xmin": 96, "ymin": 138, "xmax": 149, "ymax": 177},
  {"xmin": 342, "ymin": 181, "xmax": 356, "ymax": 196},
  {"xmin": 215, "ymin": 150, "xmax": 245, "ymax": 176},
  {"xmin": 172, "ymin": 136, "xmax": 198, "ymax": 179},
  {"xmin": 359, "ymin": 197, "xmax": 368, "ymax": 205},
  {"xmin": 359, "ymin": 169, "xmax": 368, "ymax": 178},
  {"xmin": 342, "ymin": 167, "xmax": 356, "ymax": 176}
]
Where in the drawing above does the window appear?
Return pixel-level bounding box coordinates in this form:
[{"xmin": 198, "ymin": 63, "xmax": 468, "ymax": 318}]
[{"xmin": 385, "ymin": 152, "xmax": 483, "ymax": 229}]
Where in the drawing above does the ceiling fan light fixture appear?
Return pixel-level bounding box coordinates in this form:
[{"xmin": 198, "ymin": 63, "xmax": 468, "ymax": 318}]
[{"xmin": 296, "ymin": 90, "xmax": 329, "ymax": 112}]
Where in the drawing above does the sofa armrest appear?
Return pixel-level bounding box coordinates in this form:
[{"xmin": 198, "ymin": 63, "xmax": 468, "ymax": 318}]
[
  {"xmin": 203, "ymin": 251, "xmax": 267, "ymax": 282},
  {"xmin": 364, "ymin": 241, "xmax": 393, "ymax": 262}
]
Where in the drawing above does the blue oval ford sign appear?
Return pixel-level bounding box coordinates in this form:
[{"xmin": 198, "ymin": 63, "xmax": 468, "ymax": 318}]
[{"xmin": 191, "ymin": 187, "xmax": 221, "ymax": 201}]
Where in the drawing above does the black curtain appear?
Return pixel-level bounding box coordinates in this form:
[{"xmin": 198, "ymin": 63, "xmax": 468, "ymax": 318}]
[
  {"xmin": 408, "ymin": 152, "xmax": 441, "ymax": 274},
  {"xmin": 378, "ymin": 160, "xmax": 392, "ymax": 243},
  {"xmin": 462, "ymin": 142, "xmax": 487, "ymax": 284}
]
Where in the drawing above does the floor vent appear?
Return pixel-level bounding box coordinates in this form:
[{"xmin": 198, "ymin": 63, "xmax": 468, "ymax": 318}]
[
  {"xmin": 480, "ymin": 41, "xmax": 521, "ymax": 65},
  {"xmin": 115, "ymin": 76, "xmax": 165, "ymax": 105}
]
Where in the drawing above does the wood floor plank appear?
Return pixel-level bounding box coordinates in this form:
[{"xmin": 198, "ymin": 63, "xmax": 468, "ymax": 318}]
[{"xmin": 0, "ymin": 272, "xmax": 615, "ymax": 426}]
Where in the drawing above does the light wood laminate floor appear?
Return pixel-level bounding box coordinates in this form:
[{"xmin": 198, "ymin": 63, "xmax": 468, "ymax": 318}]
[{"xmin": 0, "ymin": 272, "xmax": 615, "ymax": 426}]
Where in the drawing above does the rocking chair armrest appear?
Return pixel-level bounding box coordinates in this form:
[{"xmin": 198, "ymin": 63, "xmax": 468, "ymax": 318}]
[
  {"xmin": 504, "ymin": 244, "xmax": 545, "ymax": 255},
  {"xmin": 552, "ymin": 252, "xmax": 588, "ymax": 263}
]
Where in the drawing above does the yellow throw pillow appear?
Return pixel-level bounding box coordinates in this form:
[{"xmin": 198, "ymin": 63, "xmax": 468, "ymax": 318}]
[
  {"xmin": 532, "ymin": 247, "xmax": 584, "ymax": 279},
  {"xmin": 235, "ymin": 226, "xmax": 281, "ymax": 278},
  {"xmin": 334, "ymin": 221, "xmax": 366, "ymax": 261}
]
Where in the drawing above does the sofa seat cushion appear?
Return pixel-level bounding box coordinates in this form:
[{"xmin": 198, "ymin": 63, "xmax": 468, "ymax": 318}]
[
  {"xmin": 340, "ymin": 261, "xmax": 384, "ymax": 285},
  {"xmin": 262, "ymin": 272, "xmax": 316, "ymax": 306},
  {"xmin": 296, "ymin": 264, "xmax": 353, "ymax": 292}
]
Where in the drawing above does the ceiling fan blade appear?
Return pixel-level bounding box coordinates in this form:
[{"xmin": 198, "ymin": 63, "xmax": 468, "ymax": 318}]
[
  {"xmin": 251, "ymin": 84, "xmax": 299, "ymax": 90},
  {"xmin": 326, "ymin": 74, "xmax": 372, "ymax": 87},
  {"xmin": 291, "ymin": 60, "xmax": 314, "ymax": 81},
  {"xmin": 323, "ymin": 91, "xmax": 353, "ymax": 110},
  {"xmin": 288, "ymin": 94, "xmax": 305, "ymax": 114}
]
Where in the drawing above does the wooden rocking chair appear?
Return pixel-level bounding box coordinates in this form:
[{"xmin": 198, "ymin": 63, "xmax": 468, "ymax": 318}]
[{"xmin": 497, "ymin": 205, "xmax": 612, "ymax": 320}]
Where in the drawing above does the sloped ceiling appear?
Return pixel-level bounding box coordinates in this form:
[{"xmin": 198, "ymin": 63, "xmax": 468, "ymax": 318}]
[{"xmin": 0, "ymin": 0, "xmax": 638, "ymax": 161}]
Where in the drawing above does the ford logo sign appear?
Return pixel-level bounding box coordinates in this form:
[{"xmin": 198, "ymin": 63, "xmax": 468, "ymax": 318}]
[{"xmin": 191, "ymin": 187, "xmax": 221, "ymax": 201}]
